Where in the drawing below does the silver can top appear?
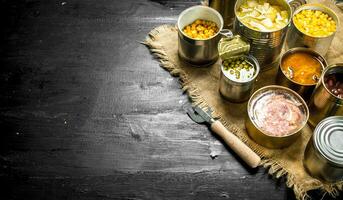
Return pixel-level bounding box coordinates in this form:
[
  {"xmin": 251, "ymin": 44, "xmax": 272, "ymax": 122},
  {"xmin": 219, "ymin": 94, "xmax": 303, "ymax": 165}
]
[{"xmin": 314, "ymin": 116, "xmax": 343, "ymax": 166}]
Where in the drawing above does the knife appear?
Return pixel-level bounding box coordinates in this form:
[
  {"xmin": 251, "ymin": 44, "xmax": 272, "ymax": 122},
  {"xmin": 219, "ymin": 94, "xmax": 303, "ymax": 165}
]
[{"xmin": 187, "ymin": 105, "xmax": 261, "ymax": 168}]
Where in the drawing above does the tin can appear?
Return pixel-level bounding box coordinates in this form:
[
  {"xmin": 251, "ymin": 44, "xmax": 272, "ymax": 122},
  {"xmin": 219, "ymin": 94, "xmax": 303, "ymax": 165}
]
[
  {"xmin": 246, "ymin": 85, "xmax": 309, "ymax": 149},
  {"xmin": 219, "ymin": 54, "xmax": 259, "ymax": 102},
  {"xmin": 285, "ymin": 3, "xmax": 340, "ymax": 56},
  {"xmin": 233, "ymin": 0, "xmax": 292, "ymax": 71},
  {"xmin": 177, "ymin": 6, "xmax": 224, "ymax": 66},
  {"xmin": 308, "ymin": 64, "xmax": 343, "ymax": 127},
  {"xmin": 206, "ymin": 0, "xmax": 237, "ymax": 28},
  {"xmin": 276, "ymin": 48, "xmax": 327, "ymax": 102},
  {"xmin": 304, "ymin": 116, "xmax": 343, "ymax": 182}
]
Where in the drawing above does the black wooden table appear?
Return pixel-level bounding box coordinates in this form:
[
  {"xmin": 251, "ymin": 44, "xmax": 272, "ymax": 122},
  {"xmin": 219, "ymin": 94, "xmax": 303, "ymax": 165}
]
[{"xmin": 0, "ymin": 0, "xmax": 341, "ymax": 199}]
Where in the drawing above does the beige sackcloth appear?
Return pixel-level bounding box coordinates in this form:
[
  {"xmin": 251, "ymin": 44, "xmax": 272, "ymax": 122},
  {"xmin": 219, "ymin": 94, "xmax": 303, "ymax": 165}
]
[{"xmin": 144, "ymin": 0, "xmax": 343, "ymax": 199}]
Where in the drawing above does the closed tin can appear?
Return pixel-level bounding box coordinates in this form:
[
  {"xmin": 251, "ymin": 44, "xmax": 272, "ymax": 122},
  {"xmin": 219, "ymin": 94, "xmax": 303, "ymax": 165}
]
[
  {"xmin": 219, "ymin": 54, "xmax": 259, "ymax": 102},
  {"xmin": 276, "ymin": 48, "xmax": 327, "ymax": 101},
  {"xmin": 233, "ymin": 0, "xmax": 292, "ymax": 71},
  {"xmin": 304, "ymin": 116, "xmax": 343, "ymax": 182},
  {"xmin": 285, "ymin": 3, "xmax": 340, "ymax": 56},
  {"xmin": 206, "ymin": 0, "xmax": 237, "ymax": 28},
  {"xmin": 246, "ymin": 85, "xmax": 309, "ymax": 149},
  {"xmin": 308, "ymin": 64, "xmax": 343, "ymax": 127},
  {"xmin": 177, "ymin": 6, "xmax": 224, "ymax": 66}
]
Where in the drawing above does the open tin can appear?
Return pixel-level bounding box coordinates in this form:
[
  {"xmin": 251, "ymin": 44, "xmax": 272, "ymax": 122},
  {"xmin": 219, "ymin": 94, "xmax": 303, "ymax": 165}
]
[
  {"xmin": 246, "ymin": 85, "xmax": 309, "ymax": 149},
  {"xmin": 285, "ymin": 3, "xmax": 340, "ymax": 56},
  {"xmin": 304, "ymin": 116, "xmax": 343, "ymax": 182},
  {"xmin": 308, "ymin": 64, "xmax": 343, "ymax": 127},
  {"xmin": 276, "ymin": 48, "xmax": 327, "ymax": 101},
  {"xmin": 177, "ymin": 6, "xmax": 224, "ymax": 66},
  {"xmin": 233, "ymin": 0, "xmax": 292, "ymax": 70},
  {"xmin": 219, "ymin": 54, "xmax": 260, "ymax": 102}
]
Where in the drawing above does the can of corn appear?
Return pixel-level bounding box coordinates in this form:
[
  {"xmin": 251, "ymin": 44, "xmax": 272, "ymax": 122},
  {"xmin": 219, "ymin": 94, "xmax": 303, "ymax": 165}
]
[
  {"xmin": 177, "ymin": 6, "xmax": 224, "ymax": 66},
  {"xmin": 285, "ymin": 3, "xmax": 340, "ymax": 56}
]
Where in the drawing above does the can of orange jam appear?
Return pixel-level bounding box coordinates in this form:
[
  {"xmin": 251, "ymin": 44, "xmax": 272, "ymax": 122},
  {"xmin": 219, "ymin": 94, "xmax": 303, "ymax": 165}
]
[
  {"xmin": 276, "ymin": 48, "xmax": 327, "ymax": 102},
  {"xmin": 303, "ymin": 116, "xmax": 343, "ymax": 182}
]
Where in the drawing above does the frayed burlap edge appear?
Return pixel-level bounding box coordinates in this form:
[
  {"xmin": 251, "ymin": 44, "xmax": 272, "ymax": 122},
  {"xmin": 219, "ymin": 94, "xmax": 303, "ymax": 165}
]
[{"xmin": 142, "ymin": 24, "xmax": 343, "ymax": 200}]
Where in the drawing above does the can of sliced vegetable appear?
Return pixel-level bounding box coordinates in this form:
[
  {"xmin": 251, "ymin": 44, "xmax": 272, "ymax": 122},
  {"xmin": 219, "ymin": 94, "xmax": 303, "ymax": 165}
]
[
  {"xmin": 303, "ymin": 116, "xmax": 343, "ymax": 182},
  {"xmin": 233, "ymin": 0, "xmax": 292, "ymax": 71}
]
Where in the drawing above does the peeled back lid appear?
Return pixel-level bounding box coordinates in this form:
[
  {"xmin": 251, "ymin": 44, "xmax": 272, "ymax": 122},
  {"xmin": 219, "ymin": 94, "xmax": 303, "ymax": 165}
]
[
  {"xmin": 218, "ymin": 35, "xmax": 250, "ymax": 60},
  {"xmin": 314, "ymin": 116, "xmax": 343, "ymax": 167}
]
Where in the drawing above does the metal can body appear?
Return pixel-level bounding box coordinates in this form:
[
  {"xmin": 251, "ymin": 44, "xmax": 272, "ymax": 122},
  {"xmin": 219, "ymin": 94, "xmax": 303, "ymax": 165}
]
[
  {"xmin": 304, "ymin": 116, "xmax": 343, "ymax": 182},
  {"xmin": 246, "ymin": 86, "xmax": 309, "ymax": 149},
  {"xmin": 219, "ymin": 55, "xmax": 259, "ymax": 102},
  {"xmin": 177, "ymin": 6, "xmax": 223, "ymax": 66},
  {"xmin": 308, "ymin": 64, "xmax": 343, "ymax": 127},
  {"xmin": 207, "ymin": 0, "xmax": 237, "ymax": 28},
  {"xmin": 276, "ymin": 48, "xmax": 327, "ymax": 101},
  {"xmin": 233, "ymin": 0, "xmax": 292, "ymax": 71},
  {"xmin": 285, "ymin": 4, "xmax": 340, "ymax": 56}
]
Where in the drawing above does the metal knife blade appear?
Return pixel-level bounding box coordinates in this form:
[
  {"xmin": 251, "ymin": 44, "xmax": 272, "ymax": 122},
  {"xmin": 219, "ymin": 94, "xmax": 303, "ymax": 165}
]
[{"xmin": 194, "ymin": 106, "xmax": 215, "ymax": 124}]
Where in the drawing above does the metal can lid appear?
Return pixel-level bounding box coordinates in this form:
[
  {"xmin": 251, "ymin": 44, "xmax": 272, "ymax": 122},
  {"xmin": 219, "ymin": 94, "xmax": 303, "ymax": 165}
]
[
  {"xmin": 314, "ymin": 116, "xmax": 343, "ymax": 166},
  {"xmin": 218, "ymin": 36, "xmax": 250, "ymax": 60}
]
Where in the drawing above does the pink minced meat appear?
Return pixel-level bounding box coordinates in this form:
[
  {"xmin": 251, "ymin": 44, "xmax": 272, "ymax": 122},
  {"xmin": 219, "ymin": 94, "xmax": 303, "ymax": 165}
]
[{"xmin": 254, "ymin": 94, "xmax": 304, "ymax": 136}]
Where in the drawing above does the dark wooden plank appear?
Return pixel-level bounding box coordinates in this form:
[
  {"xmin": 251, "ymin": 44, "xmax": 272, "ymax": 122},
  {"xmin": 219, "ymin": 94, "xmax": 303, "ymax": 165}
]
[{"xmin": 0, "ymin": 0, "xmax": 341, "ymax": 199}]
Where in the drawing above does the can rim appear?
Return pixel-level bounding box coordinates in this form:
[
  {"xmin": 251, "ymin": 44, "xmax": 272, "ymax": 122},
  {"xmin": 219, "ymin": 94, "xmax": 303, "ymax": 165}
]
[
  {"xmin": 177, "ymin": 5, "xmax": 224, "ymax": 41},
  {"xmin": 220, "ymin": 54, "xmax": 260, "ymax": 83},
  {"xmin": 313, "ymin": 116, "xmax": 343, "ymax": 167}
]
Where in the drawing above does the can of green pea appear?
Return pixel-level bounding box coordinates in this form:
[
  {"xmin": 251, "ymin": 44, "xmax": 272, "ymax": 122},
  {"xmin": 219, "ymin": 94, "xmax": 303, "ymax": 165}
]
[{"xmin": 219, "ymin": 54, "xmax": 260, "ymax": 102}]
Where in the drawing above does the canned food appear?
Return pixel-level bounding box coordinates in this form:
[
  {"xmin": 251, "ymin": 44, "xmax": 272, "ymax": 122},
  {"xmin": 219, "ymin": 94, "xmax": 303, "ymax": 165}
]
[
  {"xmin": 276, "ymin": 48, "xmax": 327, "ymax": 101},
  {"xmin": 246, "ymin": 85, "xmax": 309, "ymax": 148},
  {"xmin": 206, "ymin": 0, "xmax": 237, "ymax": 28},
  {"xmin": 308, "ymin": 64, "xmax": 343, "ymax": 127},
  {"xmin": 219, "ymin": 54, "xmax": 259, "ymax": 102},
  {"xmin": 285, "ymin": 3, "xmax": 340, "ymax": 56},
  {"xmin": 177, "ymin": 6, "xmax": 224, "ymax": 66},
  {"xmin": 233, "ymin": 0, "xmax": 292, "ymax": 70},
  {"xmin": 304, "ymin": 116, "xmax": 343, "ymax": 182}
]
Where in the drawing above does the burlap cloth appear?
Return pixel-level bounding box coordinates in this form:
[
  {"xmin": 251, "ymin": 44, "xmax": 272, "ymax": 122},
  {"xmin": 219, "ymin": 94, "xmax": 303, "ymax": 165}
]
[{"xmin": 144, "ymin": 0, "xmax": 343, "ymax": 199}]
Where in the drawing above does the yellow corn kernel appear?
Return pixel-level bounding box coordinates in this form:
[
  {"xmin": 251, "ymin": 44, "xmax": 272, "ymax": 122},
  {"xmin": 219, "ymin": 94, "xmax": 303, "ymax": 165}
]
[
  {"xmin": 293, "ymin": 9, "xmax": 336, "ymax": 37},
  {"xmin": 182, "ymin": 19, "xmax": 219, "ymax": 39}
]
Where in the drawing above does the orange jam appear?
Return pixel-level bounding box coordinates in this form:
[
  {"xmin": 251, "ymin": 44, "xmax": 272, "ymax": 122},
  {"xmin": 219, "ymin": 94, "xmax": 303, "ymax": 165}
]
[{"xmin": 281, "ymin": 52, "xmax": 322, "ymax": 85}]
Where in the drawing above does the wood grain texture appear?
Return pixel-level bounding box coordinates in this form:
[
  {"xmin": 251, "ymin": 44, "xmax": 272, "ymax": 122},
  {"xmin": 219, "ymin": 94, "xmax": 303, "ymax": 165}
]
[{"xmin": 0, "ymin": 0, "xmax": 341, "ymax": 199}]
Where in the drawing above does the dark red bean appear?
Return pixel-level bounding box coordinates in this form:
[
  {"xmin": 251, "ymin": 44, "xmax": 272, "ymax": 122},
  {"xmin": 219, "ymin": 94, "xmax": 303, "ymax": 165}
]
[
  {"xmin": 339, "ymin": 83, "xmax": 343, "ymax": 89},
  {"xmin": 328, "ymin": 79, "xmax": 334, "ymax": 87},
  {"xmin": 336, "ymin": 81, "xmax": 341, "ymax": 87}
]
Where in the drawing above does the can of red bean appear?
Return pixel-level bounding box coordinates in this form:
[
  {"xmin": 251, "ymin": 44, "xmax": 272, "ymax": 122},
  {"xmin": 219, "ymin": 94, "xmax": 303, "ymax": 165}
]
[
  {"xmin": 303, "ymin": 116, "xmax": 343, "ymax": 182},
  {"xmin": 308, "ymin": 64, "xmax": 343, "ymax": 127}
]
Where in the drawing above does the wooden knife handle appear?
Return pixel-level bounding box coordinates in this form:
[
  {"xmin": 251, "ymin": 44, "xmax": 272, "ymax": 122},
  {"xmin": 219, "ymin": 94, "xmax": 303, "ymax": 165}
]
[{"xmin": 211, "ymin": 120, "xmax": 261, "ymax": 168}]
